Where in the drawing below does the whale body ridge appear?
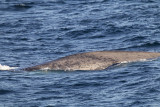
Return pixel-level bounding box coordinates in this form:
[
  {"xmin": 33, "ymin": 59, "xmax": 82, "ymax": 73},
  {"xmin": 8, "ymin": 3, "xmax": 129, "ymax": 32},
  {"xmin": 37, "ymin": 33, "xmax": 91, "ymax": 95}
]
[{"xmin": 23, "ymin": 51, "xmax": 160, "ymax": 71}]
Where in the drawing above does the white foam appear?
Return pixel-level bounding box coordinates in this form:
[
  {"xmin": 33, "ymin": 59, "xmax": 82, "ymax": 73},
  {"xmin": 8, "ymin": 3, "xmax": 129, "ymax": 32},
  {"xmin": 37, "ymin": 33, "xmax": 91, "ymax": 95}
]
[{"xmin": 0, "ymin": 64, "xmax": 17, "ymax": 71}]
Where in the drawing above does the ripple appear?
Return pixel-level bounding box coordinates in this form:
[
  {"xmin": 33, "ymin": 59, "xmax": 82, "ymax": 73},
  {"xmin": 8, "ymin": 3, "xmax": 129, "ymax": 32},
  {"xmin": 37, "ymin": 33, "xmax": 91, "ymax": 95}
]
[
  {"xmin": 124, "ymin": 36, "xmax": 147, "ymax": 42},
  {"xmin": 132, "ymin": 41, "xmax": 160, "ymax": 48},
  {"xmin": 0, "ymin": 89, "xmax": 14, "ymax": 95},
  {"xmin": 0, "ymin": 3, "xmax": 33, "ymax": 11},
  {"xmin": 12, "ymin": 3, "xmax": 32, "ymax": 9},
  {"xmin": 65, "ymin": 28, "xmax": 97, "ymax": 39},
  {"xmin": 71, "ymin": 81, "xmax": 103, "ymax": 88}
]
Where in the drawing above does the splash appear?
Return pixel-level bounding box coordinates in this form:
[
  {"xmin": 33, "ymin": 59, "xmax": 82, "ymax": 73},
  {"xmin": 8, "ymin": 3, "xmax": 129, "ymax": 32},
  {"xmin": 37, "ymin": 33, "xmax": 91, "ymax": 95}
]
[{"xmin": 0, "ymin": 64, "xmax": 17, "ymax": 71}]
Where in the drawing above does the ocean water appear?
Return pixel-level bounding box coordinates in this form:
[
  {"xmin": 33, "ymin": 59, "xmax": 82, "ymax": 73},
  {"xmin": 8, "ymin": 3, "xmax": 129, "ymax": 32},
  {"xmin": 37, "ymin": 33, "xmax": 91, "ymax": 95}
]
[{"xmin": 0, "ymin": 0, "xmax": 160, "ymax": 106}]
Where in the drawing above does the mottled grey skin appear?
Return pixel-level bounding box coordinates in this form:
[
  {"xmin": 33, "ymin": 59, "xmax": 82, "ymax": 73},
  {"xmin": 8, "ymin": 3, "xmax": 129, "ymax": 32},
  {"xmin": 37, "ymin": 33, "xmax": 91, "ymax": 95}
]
[{"xmin": 23, "ymin": 51, "xmax": 160, "ymax": 71}]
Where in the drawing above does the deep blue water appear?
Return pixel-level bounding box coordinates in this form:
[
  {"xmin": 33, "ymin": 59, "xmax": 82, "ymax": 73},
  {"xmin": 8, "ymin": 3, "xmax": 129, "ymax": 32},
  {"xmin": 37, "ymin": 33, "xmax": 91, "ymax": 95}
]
[{"xmin": 0, "ymin": 0, "xmax": 160, "ymax": 106}]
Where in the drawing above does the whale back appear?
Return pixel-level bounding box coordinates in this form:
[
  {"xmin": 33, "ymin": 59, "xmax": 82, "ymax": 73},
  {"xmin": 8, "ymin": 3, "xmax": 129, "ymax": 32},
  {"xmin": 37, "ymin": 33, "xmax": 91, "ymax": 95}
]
[{"xmin": 24, "ymin": 51, "xmax": 160, "ymax": 71}]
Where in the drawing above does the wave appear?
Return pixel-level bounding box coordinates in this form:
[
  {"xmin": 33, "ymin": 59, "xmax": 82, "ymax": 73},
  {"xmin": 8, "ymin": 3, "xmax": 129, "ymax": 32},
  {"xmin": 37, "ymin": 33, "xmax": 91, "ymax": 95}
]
[
  {"xmin": 124, "ymin": 36, "xmax": 147, "ymax": 42},
  {"xmin": 0, "ymin": 3, "xmax": 32, "ymax": 11},
  {"xmin": 133, "ymin": 41, "xmax": 160, "ymax": 48},
  {"xmin": 0, "ymin": 89, "xmax": 14, "ymax": 95},
  {"xmin": 118, "ymin": 41, "xmax": 160, "ymax": 50}
]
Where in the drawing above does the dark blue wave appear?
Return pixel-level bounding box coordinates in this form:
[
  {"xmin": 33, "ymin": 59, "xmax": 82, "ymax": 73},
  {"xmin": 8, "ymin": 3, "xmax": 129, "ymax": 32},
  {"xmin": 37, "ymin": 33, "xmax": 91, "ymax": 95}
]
[{"xmin": 0, "ymin": 89, "xmax": 14, "ymax": 95}]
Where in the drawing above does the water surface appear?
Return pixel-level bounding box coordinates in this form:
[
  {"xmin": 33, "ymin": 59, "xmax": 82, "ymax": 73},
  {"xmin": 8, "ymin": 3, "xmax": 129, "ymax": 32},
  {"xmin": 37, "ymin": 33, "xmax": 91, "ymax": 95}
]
[{"xmin": 0, "ymin": 0, "xmax": 160, "ymax": 106}]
